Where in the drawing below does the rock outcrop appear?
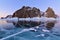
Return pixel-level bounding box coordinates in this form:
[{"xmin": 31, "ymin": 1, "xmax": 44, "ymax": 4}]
[
  {"xmin": 45, "ymin": 7, "xmax": 57, "ymax": 18},
  {"xmin": 12, "ymin": 6, "xmax": 41, "ymax": 18},
  {"xmin": 12, "ymin": 6, "xmax": 57, "ymax": 18},
  {"xmin": 5, "ymin": 15, "xmax": 12, "ymax": 18}
]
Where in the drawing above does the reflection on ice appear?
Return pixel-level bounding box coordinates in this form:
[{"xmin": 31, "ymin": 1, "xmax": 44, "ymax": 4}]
[
  {"xmin": 46, "ymin": 22, "xmax": 55, "ymax": 30},
  {"xmin": 11, "ymin": 20, "xmax": 56, "ymax": 30},
  {"xmin": 0, "ymin": 20, "xmax": 15, "ymax": 30}
]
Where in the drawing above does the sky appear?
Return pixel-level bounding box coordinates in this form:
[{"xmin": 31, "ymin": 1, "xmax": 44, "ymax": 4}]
[{"xmin": 0, "ymin": 0, "xmax": 60, "ymax": 17}]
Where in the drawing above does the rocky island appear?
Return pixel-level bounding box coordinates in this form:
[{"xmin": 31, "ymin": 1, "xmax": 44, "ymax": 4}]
[
  {"xmin": 12, "ymin": 6, "xmax": 57, "ymax": 18},
  {"xmin": 6, "ymin": 6, "xmax": 56, "ymax": 29}
]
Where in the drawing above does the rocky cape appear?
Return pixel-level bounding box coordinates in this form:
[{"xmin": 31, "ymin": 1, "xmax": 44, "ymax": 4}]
[{"xmin": 12, "ymin": 6, "xmax": 57, "ymax": 18}]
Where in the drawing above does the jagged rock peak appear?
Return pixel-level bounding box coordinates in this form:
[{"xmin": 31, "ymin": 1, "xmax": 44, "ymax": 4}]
[
  {"xmin": 46, "ymin": 7, "xmax": 54, "ymax": 12},
  {"xmin": 45, "ymin": 7, "xmax": 57, "ymax": 18}
]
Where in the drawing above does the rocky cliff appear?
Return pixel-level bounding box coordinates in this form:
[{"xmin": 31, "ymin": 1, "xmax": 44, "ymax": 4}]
[
  {"xmin": 12, "ymin": 6, "xmax": 41, "ymax": 18},
  {"xmin": 12, "ymin": 6, "xmax": 57, "ymax": 18},
  {"xmin": 45, "ymin": 7, "xmax": 57, "ymax": 18}
]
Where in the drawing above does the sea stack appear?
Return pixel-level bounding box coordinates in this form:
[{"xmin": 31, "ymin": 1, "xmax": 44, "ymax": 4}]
[{"xmin": 45, "ymin": 7, "xmax": 57, "ymax": 18}]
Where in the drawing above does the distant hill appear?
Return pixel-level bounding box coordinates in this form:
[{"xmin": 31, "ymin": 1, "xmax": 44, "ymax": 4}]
[
  {"xmin": 5, "ymin": 15, "xmax": 12, "ymax": 18},
  {"xmin": 1, "ymin": 15, "xmax": 12, "ymax": 19}
]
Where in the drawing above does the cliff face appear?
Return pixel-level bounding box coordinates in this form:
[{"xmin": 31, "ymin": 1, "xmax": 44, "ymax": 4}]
[
  {"xmin": 45, "ymin": 7, "xmax": 57, "ymax": 18},
  {"xmin": 12, "ymin": 6, "xmax": 41, "ymax": 18}
]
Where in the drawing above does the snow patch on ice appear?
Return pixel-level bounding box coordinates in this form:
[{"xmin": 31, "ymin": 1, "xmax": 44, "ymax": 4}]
[
  {"xmin": 35, "ymin": 34, "xmax": 45, "ymax": 37},
  {"xmin": 42, "ymin": 29, "xmax": 50, "ymax": 32},
  {"xmin": 1, "ymin": 17, "xmax": 56, "ymax": 22}
]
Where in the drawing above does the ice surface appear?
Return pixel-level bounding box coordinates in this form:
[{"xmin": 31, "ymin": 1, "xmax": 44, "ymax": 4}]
[
  {"xmin": 1, "ymin": 17, "xmax": 56, "ymax": 22},
  {"xmin": 0, "ymin": 17, "xmax": 60, "ymax": 40}
]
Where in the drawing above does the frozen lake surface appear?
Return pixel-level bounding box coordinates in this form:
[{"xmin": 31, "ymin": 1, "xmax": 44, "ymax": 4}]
[{"xmin": 0, "ymin": 17, "xmax": 60, "ymax": 40}]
